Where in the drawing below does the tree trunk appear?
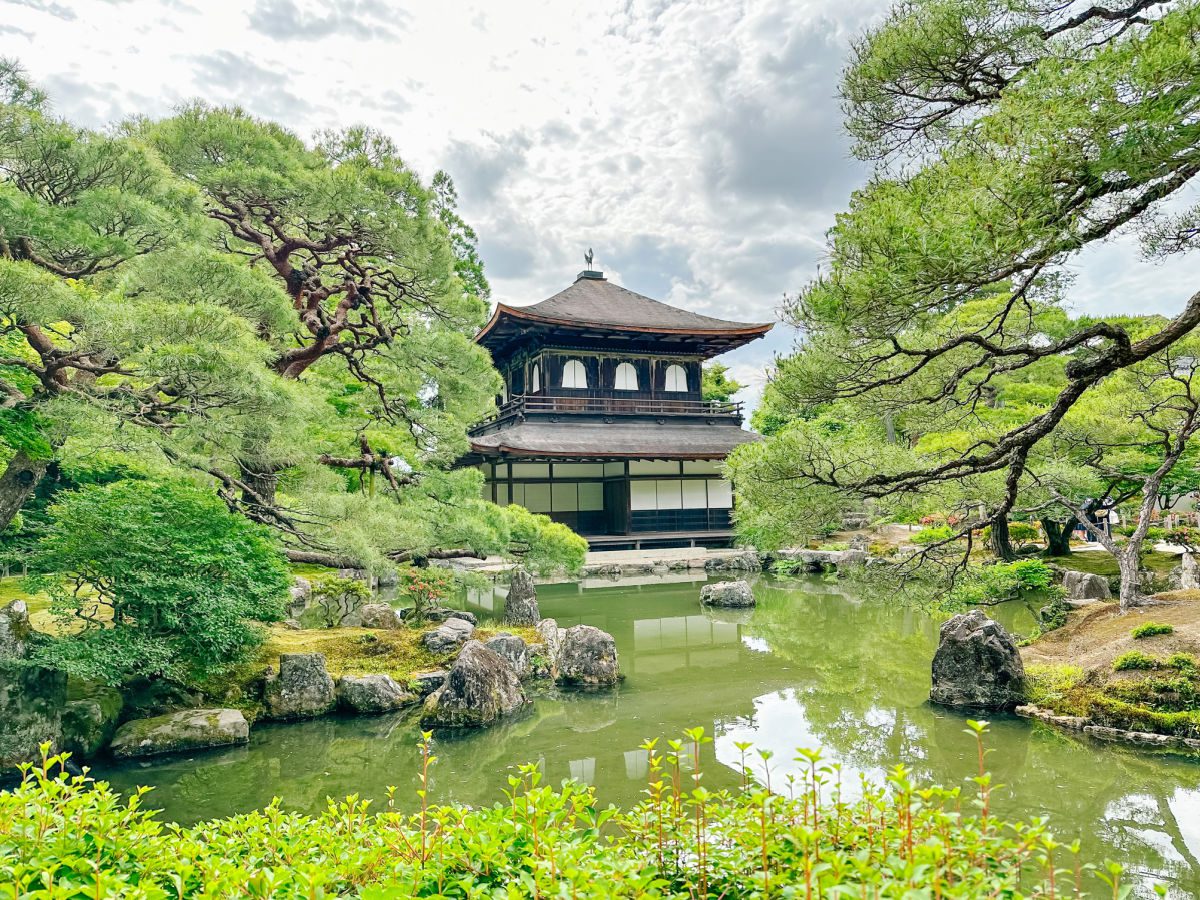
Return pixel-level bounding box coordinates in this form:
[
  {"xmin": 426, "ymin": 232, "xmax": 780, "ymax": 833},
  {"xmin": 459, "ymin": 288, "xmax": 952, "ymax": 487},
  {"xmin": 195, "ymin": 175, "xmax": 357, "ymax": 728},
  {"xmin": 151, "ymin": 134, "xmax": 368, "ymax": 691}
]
[
  {"xmin": 1041, "ymin": 518, "xmax": 1076, "ymax": 556},
  {"xmin": 0, "ymin": 450, "xmax": 49, "ymax": 532},
  {"xmin": 1116, "ymin": 547, "xmax": 1142, "ymax": 611},
  {"xmin": 989, "ymin": 517, "xmax": 1017, "ymax": 561},
  {"xmin": 238, "ymin": 461, "xmax": 279, "ymax": 513}
]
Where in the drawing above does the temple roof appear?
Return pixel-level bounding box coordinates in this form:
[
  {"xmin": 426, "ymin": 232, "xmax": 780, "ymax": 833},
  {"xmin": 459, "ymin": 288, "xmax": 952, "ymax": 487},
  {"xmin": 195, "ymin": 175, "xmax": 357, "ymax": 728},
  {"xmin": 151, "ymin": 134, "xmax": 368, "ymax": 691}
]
[
  {"xmin": 476, "ymin": 271, "xmax": 773, "ymax": 365},
  {"xmin": 468, "ymin": 420, "xmax": 760, "ymax": 460}
]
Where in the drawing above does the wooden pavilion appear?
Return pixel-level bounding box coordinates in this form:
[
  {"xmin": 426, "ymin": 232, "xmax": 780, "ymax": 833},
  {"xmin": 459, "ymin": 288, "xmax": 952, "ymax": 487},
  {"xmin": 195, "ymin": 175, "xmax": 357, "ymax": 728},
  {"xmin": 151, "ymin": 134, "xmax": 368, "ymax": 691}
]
[{"xmin": 463, "ymin": 266, "xmax": 773, "ymax": 549}]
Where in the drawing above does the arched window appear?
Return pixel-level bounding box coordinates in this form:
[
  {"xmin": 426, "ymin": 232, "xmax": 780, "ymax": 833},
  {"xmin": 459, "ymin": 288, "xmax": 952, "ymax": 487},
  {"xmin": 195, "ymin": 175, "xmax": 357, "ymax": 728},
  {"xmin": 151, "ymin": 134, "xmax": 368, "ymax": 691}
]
[
  {"xmin": 614, "ymin": 361, "xmax": 638, "ymax": 390},
  {"xmin": 530, "ymin": 362, "xmax": 541, "ymax": 393},
  {"xmin": 664, "ymin": 364, "xmax": 688, "ymax": 392},
  {"xmin": 562, "ymin": 359, "xmax": 587, "ymax": 389}
]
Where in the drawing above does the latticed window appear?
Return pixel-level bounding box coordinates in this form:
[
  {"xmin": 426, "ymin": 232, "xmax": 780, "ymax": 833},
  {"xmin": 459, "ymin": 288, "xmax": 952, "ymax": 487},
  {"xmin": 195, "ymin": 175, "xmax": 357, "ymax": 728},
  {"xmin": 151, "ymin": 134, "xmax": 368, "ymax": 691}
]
[{"xmin": 530, "ymin": 362, "xmax": 541, "ymax": 393}]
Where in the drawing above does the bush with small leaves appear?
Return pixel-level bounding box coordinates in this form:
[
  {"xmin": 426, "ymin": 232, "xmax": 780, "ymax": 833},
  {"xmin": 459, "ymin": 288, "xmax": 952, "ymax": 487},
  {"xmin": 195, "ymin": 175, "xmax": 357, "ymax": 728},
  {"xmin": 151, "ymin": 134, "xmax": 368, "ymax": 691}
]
[
  {"xmin": 0, "ymin": 725, "xmax": 1130, "ymax": 899},
  {"xmin": 1113, "ymin": 651, "xmax": 1158, "ymax": 672},
  {"xmin": 1131, "ymin": 622, "xmax": 1174, "ymax": 639}
]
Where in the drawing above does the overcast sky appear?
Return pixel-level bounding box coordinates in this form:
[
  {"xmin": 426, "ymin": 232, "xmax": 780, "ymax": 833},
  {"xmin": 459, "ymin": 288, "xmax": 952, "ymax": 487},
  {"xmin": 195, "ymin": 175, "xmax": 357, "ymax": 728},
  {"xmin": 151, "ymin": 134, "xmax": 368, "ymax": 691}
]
[{"xmin": 4, "ymin": 0, "xmax": 1199, "ymax": 411}]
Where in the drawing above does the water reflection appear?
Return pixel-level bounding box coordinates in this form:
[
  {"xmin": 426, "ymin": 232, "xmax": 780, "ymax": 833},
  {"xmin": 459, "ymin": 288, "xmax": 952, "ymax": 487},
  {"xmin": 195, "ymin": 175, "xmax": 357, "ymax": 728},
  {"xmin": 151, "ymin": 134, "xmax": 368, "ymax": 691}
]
[{"xmin": 99, "ymin": 574, "xmax": 1200, "ymax": 896}]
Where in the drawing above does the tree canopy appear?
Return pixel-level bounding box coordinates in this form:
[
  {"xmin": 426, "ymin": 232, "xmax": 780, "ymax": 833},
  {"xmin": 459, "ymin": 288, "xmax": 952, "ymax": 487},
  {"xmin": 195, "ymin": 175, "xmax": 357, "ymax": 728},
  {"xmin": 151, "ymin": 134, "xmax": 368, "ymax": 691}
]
[
  {"xmin": 0, "ymin": 62, "xmax": 585, "ymax": 573},
  {"xmin": 731, "ymin": 0, "xmax": 1200, "ymax": 604}
]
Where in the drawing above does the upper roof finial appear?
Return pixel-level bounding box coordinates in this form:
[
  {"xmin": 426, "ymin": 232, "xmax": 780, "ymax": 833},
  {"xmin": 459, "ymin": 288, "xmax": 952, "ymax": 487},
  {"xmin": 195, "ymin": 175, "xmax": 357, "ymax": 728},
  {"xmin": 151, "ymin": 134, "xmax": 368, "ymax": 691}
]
[{"xmin": 584, "ymin": 247, "xmax": 594, "ymax": 269}]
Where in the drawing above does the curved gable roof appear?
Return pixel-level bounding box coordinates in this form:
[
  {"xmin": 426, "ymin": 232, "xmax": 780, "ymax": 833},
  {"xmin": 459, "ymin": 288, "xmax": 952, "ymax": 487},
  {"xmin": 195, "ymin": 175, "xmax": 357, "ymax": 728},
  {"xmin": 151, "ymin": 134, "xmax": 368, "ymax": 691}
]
[{"xmin": 476, "ymin": 273, "xmax": 773, "ymax": 358}]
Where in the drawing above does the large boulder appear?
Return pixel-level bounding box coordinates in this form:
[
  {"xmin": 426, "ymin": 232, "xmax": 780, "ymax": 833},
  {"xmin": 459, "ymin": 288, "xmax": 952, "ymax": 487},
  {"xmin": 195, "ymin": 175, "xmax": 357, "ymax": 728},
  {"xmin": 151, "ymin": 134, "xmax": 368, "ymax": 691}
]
[
  {"xmin": 336, "ymin": 674, "xmax": 417, "ymax": 714},
  {"xmin": 0, "ymin": 663, "xmax": 66, "ymax": 769},
  {"xmin": 61, "ymin": 685, "xmax": 123, "ymax": 759},
  {"xmin": 422, "ymin": 616, "xmax": 475, "ymax": 653},
  {"xmin": 557, "ymin": 624, "xmax": 621, "ymax": 687},
  {"xmin": 262, "ymin": 653, "xmax": 336, "ymax": 720},
  {"xmin": 930, "ymin": 610, "xmax": 1025, "ymax": 710},
  {"xmin": 421, "ymin": 640, "xmax": 526, "ymax": 727},
  {"xmin": 485, "ymin": 632, "xmax": 530, "ymax": 677},
  {"xmin": 109, "ymin": 708, "xmax": 249, "ymax": 759},
  {"xmin": 705, "ymin": 551, "xmax": 762, "ymax": 573},
  {"xmin": 0, "ymin": 599, "xmax": 33, "ymax": 659},
  {"xmin": 504, "ymin": 568, "xmax": 540, "ymax": 625},
  {"xmin": 411, "ymin": 670, "xmax": 448, "ymax": 697},
  {"xmin": 700, "ymin": 580, "xmax": 756, "ymax": 608},
  {"xmin": 1062, "ymin": 569, "xmax": 1112, "ymax": 602},
  {"xmin": 286, "ymin": 577, "xmax": 312, "ymax": 619},
  {"xmin": 360, "ymin": 603, "xmax": 403, "ymax": 630}
]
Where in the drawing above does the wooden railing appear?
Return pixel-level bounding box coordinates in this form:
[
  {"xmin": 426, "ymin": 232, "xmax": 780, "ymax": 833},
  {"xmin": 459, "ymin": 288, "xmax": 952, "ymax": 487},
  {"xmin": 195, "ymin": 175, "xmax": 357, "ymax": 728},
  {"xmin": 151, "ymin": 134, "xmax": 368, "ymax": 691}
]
[{"xmin": 474, "ymin": 393, "xmax": 743, "ymax": 429}]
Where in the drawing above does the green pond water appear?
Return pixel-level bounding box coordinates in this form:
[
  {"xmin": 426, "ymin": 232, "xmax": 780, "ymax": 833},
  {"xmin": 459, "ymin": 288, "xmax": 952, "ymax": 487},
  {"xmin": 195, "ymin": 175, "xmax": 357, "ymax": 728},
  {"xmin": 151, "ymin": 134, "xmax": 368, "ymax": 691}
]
[{"xmin": 100, "ymin": 574, "xmax": 1200, "ymax": 897}]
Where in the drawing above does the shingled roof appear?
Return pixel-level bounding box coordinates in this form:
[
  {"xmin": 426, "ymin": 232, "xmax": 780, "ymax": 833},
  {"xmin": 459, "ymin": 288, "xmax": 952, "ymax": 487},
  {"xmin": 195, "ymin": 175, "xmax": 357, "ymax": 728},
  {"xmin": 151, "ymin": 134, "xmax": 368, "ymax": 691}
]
[
  {"xmin": 469, "ymin": 420, "xmax": 760, "ymax": 460},
  {"xmin": 476, "ymin": 271, "xmax": 773, "ymax": 364}
]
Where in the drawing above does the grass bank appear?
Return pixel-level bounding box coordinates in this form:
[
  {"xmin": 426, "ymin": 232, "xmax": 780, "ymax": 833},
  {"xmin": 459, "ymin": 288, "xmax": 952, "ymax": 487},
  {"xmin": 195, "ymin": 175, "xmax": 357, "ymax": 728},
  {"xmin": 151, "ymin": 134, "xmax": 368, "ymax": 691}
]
[{"xmin": 1022, "ymin": 590, "xmax": 1200, "ymax": 738}]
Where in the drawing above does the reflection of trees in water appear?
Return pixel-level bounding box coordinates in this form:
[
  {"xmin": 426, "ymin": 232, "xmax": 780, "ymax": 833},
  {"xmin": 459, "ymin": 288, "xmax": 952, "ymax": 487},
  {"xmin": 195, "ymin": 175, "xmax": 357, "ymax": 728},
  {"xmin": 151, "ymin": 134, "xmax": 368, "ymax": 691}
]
[
  {"xmin": 744, "ymin": 581, "xmax": 1200, "ymax": 896},
  {"xmin": 103, "ymin": 575, "xmax": 1200, "ymax": 894}
]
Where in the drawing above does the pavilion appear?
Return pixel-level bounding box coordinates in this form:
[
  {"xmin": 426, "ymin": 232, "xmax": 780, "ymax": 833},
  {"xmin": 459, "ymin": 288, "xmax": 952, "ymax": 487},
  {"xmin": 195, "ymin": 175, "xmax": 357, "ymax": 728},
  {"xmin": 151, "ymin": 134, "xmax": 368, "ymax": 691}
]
[{"xmin": 463, "ymin": 266, "xmax": 772, "ymax": 548}]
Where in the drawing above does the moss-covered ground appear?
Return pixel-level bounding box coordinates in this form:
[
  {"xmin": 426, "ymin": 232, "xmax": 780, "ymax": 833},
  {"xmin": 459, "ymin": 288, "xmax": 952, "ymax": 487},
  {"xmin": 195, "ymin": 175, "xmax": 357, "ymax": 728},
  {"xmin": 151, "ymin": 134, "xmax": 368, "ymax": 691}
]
[
  {"xmin": 1022, "ymin": 590, "xmax": 1200, "ymax": 738},
  {"xmin": 259, "ymin": 621, "xmax": 539, "ymax": 682},
  {"xmin": 1044, "ymin": 548, "xmax": 1181, "ymax": 576}
]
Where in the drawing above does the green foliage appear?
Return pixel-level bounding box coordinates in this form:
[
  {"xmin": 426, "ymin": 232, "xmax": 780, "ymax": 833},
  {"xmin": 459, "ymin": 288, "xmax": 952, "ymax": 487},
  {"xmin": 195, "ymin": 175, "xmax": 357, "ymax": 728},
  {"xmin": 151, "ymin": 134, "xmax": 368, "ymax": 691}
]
[
  {"xmin": 700, "ymin": 362, "xmax": 743, "ymax": 404},
  {"xmin": 730, "ymin": 0, "xmax": 1200, "ymax": 607},
  {"xmin": 1025, "ymin": 664, "xmax": 1085, "ymax": 707},
  {"xmin": 911, "ymin": 524, "xmax": 955, "ymax": 545},
  {"xmin": 1112, "ymin": 651, "xmax": 1158, "ymax": 673},
  {"xmin": 1167, "ymin": 652, "xmax": 1198, "ymax": 673},
  {"xmin": 1006, "ymin": 521, "xmax": 1039, "ymax": 544},
  {"xmin": 946, "ymin": 559, "xmax": 1058, "ymax": 608},
  {"xmin": 0, "ymin": 728, "xmax": 1120, "ymax": 899},
  {"xmin": 26, "ymin": 479, "xmax": 289, "ymax": 685},
  {"xmin": 396, "ymin": 564, "xmax": 456, "ymax": 617},
  {"xmin": 1131, "ymin": 622, "xmax": 1174, "ymax": 639},
  {"xmin": 304, "ymin": 575, "xmax": 373, "ymax": 629}
]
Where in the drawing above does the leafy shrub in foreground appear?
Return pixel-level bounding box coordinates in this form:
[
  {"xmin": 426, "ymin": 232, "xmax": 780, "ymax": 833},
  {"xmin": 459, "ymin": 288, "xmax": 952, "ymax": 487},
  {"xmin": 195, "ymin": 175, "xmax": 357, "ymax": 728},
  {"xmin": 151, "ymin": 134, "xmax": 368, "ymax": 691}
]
[
  {"xmin": 1131, "ymin": 621, "xmax": 1174, "ymax": 639},
  {"xmin": 0, "ymin": 726, "xmax": 1128, "ymax": 899}
]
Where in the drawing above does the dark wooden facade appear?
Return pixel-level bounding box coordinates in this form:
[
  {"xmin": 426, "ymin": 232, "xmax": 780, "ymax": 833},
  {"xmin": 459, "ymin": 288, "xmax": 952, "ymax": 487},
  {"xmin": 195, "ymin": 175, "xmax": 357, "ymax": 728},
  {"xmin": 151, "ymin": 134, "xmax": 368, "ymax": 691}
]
[{"xmin": 463, "ymin": 270, "xmax": 772, "ymax": 549}]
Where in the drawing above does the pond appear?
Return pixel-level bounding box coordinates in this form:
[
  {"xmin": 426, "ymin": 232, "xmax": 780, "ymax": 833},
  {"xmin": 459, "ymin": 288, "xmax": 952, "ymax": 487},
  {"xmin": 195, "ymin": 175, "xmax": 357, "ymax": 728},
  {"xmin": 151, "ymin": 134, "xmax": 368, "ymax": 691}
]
[{"xmin": 99, "ymin": 573, "xmax": 1200, "ymax": 897}]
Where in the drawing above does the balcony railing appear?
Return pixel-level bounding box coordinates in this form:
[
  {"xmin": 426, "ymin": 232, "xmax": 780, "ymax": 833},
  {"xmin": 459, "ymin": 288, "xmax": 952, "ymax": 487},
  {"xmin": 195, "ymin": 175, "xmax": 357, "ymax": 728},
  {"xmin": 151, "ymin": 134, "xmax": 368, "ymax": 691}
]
[{"xmin": 473, "ymin": 393, "xmax": 743, "ymax": 430}]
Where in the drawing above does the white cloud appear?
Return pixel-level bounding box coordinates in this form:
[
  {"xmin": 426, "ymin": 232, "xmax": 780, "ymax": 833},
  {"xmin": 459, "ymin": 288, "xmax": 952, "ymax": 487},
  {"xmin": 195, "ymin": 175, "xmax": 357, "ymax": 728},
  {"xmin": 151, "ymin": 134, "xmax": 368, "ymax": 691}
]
[{"xmin": 4, "ymin": 0, "xmax": 1198, "ymax": 416}]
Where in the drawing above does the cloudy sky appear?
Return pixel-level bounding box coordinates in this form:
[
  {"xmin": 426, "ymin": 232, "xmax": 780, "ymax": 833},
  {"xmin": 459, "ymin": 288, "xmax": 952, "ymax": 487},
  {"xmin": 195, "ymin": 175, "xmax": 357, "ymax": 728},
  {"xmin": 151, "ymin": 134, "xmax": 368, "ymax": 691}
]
[{"xmin": 4, "ymin": 0, "xmax": 1198, "ymax": 411}]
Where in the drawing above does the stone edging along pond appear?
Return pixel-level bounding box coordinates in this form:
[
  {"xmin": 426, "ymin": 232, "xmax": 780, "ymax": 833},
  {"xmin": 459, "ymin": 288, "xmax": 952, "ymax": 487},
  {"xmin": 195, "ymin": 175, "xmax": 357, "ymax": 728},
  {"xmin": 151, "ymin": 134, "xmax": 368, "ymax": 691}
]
[{"xmin": 1015, "ymin": 703, "xmax": 1200, "ymax": 752}]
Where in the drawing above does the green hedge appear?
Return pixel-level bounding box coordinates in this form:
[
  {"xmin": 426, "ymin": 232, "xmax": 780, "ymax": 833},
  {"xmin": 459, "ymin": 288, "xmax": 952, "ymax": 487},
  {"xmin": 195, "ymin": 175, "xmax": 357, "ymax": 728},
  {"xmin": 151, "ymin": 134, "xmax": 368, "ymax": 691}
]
[{"xmin": 0, "ymin": 729, "xmax": 1131, "ymax": 899}]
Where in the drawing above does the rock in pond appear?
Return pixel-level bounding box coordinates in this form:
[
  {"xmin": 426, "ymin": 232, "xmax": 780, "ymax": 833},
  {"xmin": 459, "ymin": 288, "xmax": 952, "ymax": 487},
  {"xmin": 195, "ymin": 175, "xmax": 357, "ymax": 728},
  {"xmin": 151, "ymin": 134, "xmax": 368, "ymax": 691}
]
[
  {"xmin": 110, "ymin": 708, "xmax": 249, "ymax": 759},
  {"xmin": 485, "ymin": 632, "xmax": 530, "ymax": 677},
  {"xmin": 929, "ymin": 610, "xmax": 1025, "ymax": 710},
  {"xmin": 411, "ymin": 670, "xmax": 448, "ymax": 697},
  {"xmin": 504, "ymin": 568, "xmax": 541, "ymax": 626},
  {"xmin": 262, "ymin": 653, "xmax": 337, "ymax": 720},
  {"xmin": 700, "ymin": 580, "xmax": 756, "ymax": 608},
  {"xmin": 422, "ymin": 616, "xmax": 475, "ymax": 654},
  {"xmin": 0, "ymin": 663, "xmax": 67, "ymax": 768},
  {"xmin": 0, "ymin": 600, "xmax": 69, "ymax": 767},
  {"xmin": 422, "ymin": 640, "xmax": 526, "ymax": 727},
  {"xmin": 61, "ymin": 684, "xmax": 123, "ymax": 759},
  {"xmin": 557, "ymin": 624, "xmax": 620, "ymax": 687},
  {"xmin": 1062, "ymin": 570, "xmax": 1111, "ymax": 602},
  {"xmin": 360, "ymin": 603, "xmax": 403, "ymax": 630},
  {"xmin": 336, "ymin": 674, "xmax": 417, "ymax": 714}
]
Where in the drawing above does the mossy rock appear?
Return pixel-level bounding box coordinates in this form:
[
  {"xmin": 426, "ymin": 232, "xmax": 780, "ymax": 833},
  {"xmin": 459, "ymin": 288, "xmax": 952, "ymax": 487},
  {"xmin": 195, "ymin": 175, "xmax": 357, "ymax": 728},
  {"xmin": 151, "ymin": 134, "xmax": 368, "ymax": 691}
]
[
  {"xmin": 109, "ymin": 708, "xmax": 249, "ymax": 759},
  {"xmin": 61, "ymin": 682, "xmax": 124, "ymax": 759}
]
